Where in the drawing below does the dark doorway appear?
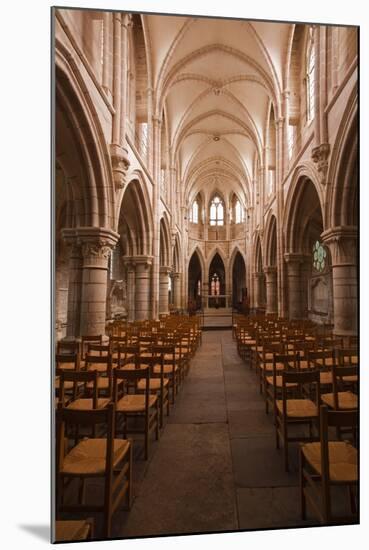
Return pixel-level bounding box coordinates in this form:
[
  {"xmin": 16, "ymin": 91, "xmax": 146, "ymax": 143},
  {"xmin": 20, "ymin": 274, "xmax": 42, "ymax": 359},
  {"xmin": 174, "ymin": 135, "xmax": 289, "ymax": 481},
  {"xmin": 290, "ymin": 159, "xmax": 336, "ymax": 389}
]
[
  {"xmin": 232, "ymin": 252, "xmax": 247, "ymax": 311},
  {"xmin": 188, "ymin": 252, "xmax": 202, "ymax": 311}
]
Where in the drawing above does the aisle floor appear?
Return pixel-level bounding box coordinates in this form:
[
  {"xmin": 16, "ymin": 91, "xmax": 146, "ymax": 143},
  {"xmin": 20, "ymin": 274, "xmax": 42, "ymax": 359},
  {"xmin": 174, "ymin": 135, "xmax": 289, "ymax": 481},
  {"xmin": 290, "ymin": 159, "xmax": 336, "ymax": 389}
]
[{"xmin": 115, "ymin": 330, "xmax": 321, "ymax": 538}]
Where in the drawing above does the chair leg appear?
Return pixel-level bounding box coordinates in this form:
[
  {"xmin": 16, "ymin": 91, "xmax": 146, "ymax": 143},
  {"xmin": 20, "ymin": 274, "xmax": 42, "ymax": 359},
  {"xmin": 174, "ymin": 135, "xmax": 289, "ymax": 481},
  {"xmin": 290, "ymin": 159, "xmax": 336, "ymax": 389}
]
[
  {"xmin": 160, "ymin": 391, "xmax": 164, "ymax": 428},
  {"xmin": 155, "ymin": 401, "xmax": 160, "ymax": 440},
  {"xmin": 322, "ymin": 477, "xmax": 331, "ymax": 524},
  {"xmin": 348, "ymin": 485, "xmax": 357, "ymax": 514},
  {"xmin": 300, "ymin": 449, "xmax": 306, "ymax": 520},
  {"xmin": 145, "ymin": 420, "xmax": 149, "ymax": 461},
  {"xmin": 283, "ymin": 422, "xmax": 289, "ymax": 472},
  {"xmin": 78, "ymin": 478, "xmax": 86, "ymax": 504},
  {"xmin": 127, "ymin": 442, "xmax": 133, "ymax": 509},
  {"xmin": 275, "ymin": 412, "xmax": 280, "ymax": 449}
]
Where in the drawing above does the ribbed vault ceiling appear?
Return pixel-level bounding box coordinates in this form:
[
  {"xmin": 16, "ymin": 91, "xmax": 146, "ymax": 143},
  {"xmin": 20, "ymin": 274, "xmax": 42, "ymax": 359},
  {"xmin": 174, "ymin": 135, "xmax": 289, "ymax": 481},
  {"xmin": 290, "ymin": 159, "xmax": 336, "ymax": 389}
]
[{"xmin": 143, "ymin": 14, "xmax": 292, "ymax": 205}]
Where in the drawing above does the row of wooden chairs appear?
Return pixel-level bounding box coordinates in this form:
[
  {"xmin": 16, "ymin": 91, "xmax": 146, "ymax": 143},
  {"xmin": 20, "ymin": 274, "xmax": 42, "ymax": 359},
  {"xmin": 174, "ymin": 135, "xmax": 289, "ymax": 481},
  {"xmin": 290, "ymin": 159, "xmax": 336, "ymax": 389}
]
[
  {"xmin": 54, "ymin": 316, "xmax": 202, "ymax": 540},
  {"xmin": 234, "ymin": 313, "xmax": 358, "ymax": 525}
]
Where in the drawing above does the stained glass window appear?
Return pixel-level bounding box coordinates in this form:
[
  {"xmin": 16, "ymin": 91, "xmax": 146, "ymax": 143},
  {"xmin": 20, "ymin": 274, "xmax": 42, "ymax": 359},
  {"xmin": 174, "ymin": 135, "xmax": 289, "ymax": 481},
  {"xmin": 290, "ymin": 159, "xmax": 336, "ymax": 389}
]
[
  {"xmin": 235, "ymin": 199, "xmax": 243, "ymax": 223},
  {"xmin": 192, "ymin": 200, "xmax": 199, "ymax": 223},
  {"xmin": 209, "ymin": 195, "xmax": 224, "ymax": 226},
  {"xmin": 312, "ymin": 240, "xmax": 327, "ymax": 272},
  {"xmin": 210, "ymin": 273, "xmax": 220, "ymax": 296}
]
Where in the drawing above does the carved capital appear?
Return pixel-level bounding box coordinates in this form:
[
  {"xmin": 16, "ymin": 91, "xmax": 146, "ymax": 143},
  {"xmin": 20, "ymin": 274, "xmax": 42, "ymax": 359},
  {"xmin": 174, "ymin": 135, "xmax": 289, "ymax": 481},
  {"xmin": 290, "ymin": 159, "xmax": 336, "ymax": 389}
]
[
  {"xmin": 284, "ymin": 253, "xmax": 310, "ymax": 265},
  {"xmin": 160, "ymin": 265, "xmax": 172, "ymax": 275},
  {"xmin": 81, "ymin": 242, "xmax": 112, "ymax": 261},
  {"xmin": 131, "ymin": 255, "xmax": 153, "ymax": 270},
  {"xmin": 311, "ymin": 143, "xmax": 330, "ymax": 184},
  {"xmin": 263, "ymin": 265, "xmax": 277, "ymax": 276},
  {"xmin": 321, "ymin": 226, "xmax": 358, "ymax": 266},
  {"xmin": 110, "ymin": 144, "xmax": 130, "ymax": 190}
]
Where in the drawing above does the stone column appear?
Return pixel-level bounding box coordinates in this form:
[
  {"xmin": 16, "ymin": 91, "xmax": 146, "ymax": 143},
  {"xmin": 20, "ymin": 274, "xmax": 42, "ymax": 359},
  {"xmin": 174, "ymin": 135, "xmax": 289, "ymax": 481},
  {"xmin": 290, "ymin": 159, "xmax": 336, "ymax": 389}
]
[
  {"xmin": 134, "ymin": 256, "xmax": 153, "ymax": 320},
  {"xmin": 322, "ymin": 227, "xmax": 357, "ymax": 336},
  {"xmin": 284, "ymin": 253, "xmax": 307, "ymax": 320},
  {"xmin": 173, "ymin": 272, "xmax": 181, "ymax": 309},
  {"xmin": 78, "ymin": 229, "xmax": 119, "ymax": 336},
  {"xmin": 264, "ymin": 266, "xmax": 278, "ymax": 315},
  {"xmin": 124, "ymin": 260, "xmax": 136, "ymax": 322},
  {"xmin": 202, "ymin": 281, "xmax": 209, "ymax": 309},
  {"xmin": 110, "ymin": 12, "xmax": 130, "ymax": 191},
  {"xmin": 159, "ymin": 266, "xmax": 171, "ymax": 314},
  {"xmin": 62, "ymin": 230, "xmax": 83, "ymax": 339},
  {"xmin": 253, "ymin": 272, "xmax": 264, "ymax": 309}
]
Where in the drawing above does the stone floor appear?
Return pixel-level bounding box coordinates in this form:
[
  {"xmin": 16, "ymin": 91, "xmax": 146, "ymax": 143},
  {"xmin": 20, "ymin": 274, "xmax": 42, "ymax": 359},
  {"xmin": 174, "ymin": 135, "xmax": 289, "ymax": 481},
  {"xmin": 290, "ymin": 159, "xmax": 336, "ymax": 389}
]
[
  {"xmin": 61, "ymin": 330, "xmax": 356, "ymax": 540},
  {"xmin": 115, "ymin": 330, "xmax": 321, "ymax": 538}
]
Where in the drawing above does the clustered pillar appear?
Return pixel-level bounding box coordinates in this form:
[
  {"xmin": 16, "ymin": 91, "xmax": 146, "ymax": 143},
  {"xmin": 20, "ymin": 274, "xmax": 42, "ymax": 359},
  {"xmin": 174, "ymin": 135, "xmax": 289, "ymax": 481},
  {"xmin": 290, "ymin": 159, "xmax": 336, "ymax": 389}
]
[
  {"xmin": 253, "ymin": 272, "xmax": 265, "ymax": 309},
  {"xmin": 264, "ymin": 266, "xmax": 278, "ymax": 315},
  {"xmin": 62, "ymin": 228, "xmax": 119, "ymax": 338},
  {"xmin": 284, "ymin": 253, "xmax": 309, "ymax": 320},
  {"xmin": 134, "ymin": 256, "xmax": 153, "ymax": 321},
  {"xmin": 172, "ymin": 272, "xmax": 182, "ymax": 309},
  {"xmin": 159, "ymin": 266, "xmax": 171, "ymax": 314},
  {"xmin": 63, "ymin": 240, "xmax": 83, "ymax": 339},
  {"xmin": 322, "ymin": 227, "xmax": 357, "ymax": 336}
]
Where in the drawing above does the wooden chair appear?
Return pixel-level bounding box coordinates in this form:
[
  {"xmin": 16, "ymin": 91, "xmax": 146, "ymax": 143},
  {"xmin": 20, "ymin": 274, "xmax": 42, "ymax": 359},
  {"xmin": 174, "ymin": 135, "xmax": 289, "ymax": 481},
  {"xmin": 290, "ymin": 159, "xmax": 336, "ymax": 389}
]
[
  {"xmin": 300, "ymin": 405, "xmax": 358, "ymax": 524},
  {"xmin": 56, "ymin": 403, "xmax": 132, "ymax": 538},
  {"xmin": 55, "ymin": 354, "xmax": 80, "ymax": 403},
  {"xmin": 137, "ymin": 350, "xmax": 170, "ymax": 428},
  {"xmin": 113, "ymin": 367, "xmax": 159, "ymax": 460},
  {"xmin": 258, "ymin": 340, "xmax": 284, "ymax": 396},
  {"xmin": 274, "ymin": 369, "xmax": 321, "ymax": 471},
  {"xmin": 264, "ymin": 352, "xmax": 298, "ymax": 415},
  {"xmin": 54, "ymin": 518, "xmax": 94, "ymax": 542},
  {"xmin": 84, "ymin": 353, "xmax": 116, "ymax": 399},
  {"xmin": 58, "ymin": 370, "xmax": 110, "ymax": 411},
  {"xmin": 81, "ymin": 335, "xmax": 103, "ymax": 360},
  {"xmin": 57, "ymin": 340, "xmax": 80, "ymax": 356},
  {"xmin": 321, "ymin": 363, "xmax": 358, "ymax": 411},
  {"xmin": 307, "ymin": 349, "xmax": 335, "ymax": 388},
  {"xmin": 152, "ymin": 344, "xmax": 179, "ymax": 404},
  {"xmin": 55, "ymin": 353, "xmax": 80, "ymax": 372}
]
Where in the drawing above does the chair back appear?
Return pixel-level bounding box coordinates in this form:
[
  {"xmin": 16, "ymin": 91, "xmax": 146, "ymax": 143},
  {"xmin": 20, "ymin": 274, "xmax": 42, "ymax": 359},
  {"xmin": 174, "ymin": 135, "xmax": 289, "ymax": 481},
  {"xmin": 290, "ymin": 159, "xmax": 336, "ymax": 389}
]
[
  {"xmin": 81, "ymin": 335, "xmax": 103, "ymax": 359},
  {"xmin": 58, "ymin": 369, "xmax": 100, "ymax": 407},
  {"xmin": 319, "ymin": 404, "xmax": 358, "ymax": 484},
  {"xmin": 87, "ymin": 343, "xmax": 110, "ymax": 356},
  {"xmin": 282, "ymin": 368, "xmax": 321, "ymax": 405},
  {"xmin": 56, "ymin": 402, "xmax": 115, "ymax": 475},
  {"xmin": 57, "ymin": 341, "xmax": 80, "ymax": 356},
  {"xmin": 55, "ymin": 353, "xmax": 79, "ymax": 371},
  {"xmin": 113, "ymin": 367, "xmax": 151, "ymax": 415},
  {"xmin": 331, "ymin": 363, "xmax": 358, "ymax": 409}
]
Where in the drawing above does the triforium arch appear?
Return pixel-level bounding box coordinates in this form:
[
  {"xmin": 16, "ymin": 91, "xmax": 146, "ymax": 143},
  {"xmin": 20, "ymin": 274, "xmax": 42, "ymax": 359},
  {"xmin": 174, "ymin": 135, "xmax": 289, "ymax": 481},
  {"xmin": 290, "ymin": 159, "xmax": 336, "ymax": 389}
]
[
  {"xmin": 55, "ymin": 51, "xmax": 118, "ymax": 340},
  {"xmin": 284, "ymin": 171, "xmax": 332, "ymax": 322}
]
